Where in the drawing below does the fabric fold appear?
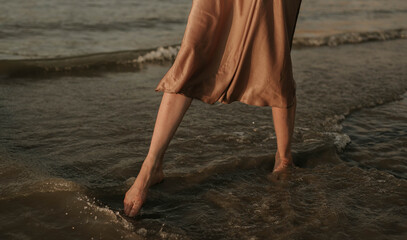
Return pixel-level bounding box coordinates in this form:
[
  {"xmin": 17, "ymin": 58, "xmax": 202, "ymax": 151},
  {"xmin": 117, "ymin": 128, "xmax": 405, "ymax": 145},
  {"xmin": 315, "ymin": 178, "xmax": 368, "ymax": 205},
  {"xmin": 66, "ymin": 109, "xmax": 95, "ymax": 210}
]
[{"xmin": 155, "ymin": 0, "xmax": 303, "ymax": 108}]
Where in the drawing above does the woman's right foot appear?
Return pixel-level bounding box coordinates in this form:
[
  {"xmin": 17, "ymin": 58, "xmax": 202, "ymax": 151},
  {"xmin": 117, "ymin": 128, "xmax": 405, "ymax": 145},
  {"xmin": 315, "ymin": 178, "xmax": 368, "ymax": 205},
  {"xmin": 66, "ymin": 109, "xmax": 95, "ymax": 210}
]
[
  {"xmin": 123, "ymin": 156, "xmax": 164, "ymax": 217},
  {"xmin": 267, "ymin": 151, "xmax": 295, "ymax": 182}
]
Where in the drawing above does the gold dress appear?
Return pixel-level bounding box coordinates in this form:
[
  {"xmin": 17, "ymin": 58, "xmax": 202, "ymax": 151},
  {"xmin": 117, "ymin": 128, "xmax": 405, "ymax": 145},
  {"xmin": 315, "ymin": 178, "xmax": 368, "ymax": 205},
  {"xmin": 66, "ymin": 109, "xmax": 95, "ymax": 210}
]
[{"xmin": 155, "ymin": 0, "xmax": 302, "ymax": 108}]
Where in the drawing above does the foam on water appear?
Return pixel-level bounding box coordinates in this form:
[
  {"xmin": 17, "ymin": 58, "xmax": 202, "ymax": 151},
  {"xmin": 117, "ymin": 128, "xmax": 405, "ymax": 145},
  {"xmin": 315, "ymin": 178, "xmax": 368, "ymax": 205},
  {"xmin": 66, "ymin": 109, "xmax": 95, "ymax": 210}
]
[
  {"xmin": 75, "ymin": 194, "xmax": 135, "ymax": 232},
  {"xmin": 134, "ymin": 46, "xmax": 180, "ymax": 64},
  {"xmin": 293, "ymin": 28, "xmax": 407, "ymax": 47}
]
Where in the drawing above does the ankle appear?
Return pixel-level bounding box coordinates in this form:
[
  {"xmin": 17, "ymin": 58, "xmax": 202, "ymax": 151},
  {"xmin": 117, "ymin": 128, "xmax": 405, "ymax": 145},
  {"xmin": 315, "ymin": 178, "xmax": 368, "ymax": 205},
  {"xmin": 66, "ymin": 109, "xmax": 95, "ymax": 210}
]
[
  {"xmin": 277, "ymin": 151, "xmax": 292, "ymax": 160},
  {"xmin": 142, "ymin": 154, "xmax": 163, "ymax": 171},
  {"xmin": 146, "ymin": 151, "xmax": 164, "ymax": 161}
]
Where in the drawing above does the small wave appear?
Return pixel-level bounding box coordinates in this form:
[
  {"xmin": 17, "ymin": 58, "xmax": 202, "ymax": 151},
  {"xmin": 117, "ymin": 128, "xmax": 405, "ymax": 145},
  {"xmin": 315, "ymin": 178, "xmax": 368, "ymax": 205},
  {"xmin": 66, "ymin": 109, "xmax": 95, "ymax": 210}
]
[
  {"xmin": 135, "ymin": 45, "xmax": 180, "ymax": 63},
  {"xmin": 321, "ymin": 131, "xmax": 351, "ymax": 152},
  {"xmin": 0, "ymin": 28, "xmax": 405, "ymax": 78},
  {"xmin": 0, "ymin": 44, "xmax": 180, "ymax": 78},
  {"xmin": 0, "ymin": 177, "xmax": 85, "ymax": 201},
  {"xmin": 293, "ymin": 28, "xmax": 406, "ymax": 48},
  {"xmin": 75, "ymin": 194, "xmax": 135, "ymax": 232}
]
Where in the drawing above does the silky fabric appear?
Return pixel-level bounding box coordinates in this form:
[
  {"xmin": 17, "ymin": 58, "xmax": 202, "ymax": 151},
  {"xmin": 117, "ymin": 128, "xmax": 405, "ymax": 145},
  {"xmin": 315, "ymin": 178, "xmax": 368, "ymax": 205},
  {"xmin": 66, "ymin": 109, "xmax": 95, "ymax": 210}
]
[{"xmin": 155, "ymin": 0, "xmax": 302, "ymax": 108}]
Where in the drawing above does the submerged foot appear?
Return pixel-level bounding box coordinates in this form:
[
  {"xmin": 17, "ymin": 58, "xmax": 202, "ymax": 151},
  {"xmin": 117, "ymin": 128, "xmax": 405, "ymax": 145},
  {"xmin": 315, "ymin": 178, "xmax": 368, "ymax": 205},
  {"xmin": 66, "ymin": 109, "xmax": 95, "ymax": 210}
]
[
  {"xmin": 123, "ymin": 156, "xmax": 164, "ymax": 217},
  {"xmin": 267, "ymin": 151, "xmax": 296, "ymax": 182}
]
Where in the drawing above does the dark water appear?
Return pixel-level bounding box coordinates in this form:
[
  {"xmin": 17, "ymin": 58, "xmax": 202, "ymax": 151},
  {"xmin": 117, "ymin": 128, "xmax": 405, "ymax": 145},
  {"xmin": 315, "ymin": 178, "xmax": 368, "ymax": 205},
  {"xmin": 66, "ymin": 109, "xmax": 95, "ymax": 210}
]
[
  {"xmin": 1, "ymin": 38, "xmax": 406, "ymax": 239},
  {"xmin": 340, "ymin": 94, "xmax": 407, "ymax": 179},
  {"xmin": 1, "ymin": 0, "xmax": 407, "ymax": 239}
]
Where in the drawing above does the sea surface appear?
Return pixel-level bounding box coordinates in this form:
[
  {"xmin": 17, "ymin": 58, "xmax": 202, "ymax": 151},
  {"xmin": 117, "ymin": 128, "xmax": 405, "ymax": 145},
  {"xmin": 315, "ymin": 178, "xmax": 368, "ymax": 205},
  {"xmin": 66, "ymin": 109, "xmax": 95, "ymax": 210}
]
[{"xmin": 0, "ymin": 0, "xmax": 406, "ymax": 239}]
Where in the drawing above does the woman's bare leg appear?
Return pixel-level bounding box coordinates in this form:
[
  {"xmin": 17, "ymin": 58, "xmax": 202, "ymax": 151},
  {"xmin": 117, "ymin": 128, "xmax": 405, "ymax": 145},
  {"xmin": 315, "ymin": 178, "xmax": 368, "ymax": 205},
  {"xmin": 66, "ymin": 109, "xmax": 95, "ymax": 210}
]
[
  {"xmin": 124, "ymin": 92, "xmax": 192, "ymax": 217},
  {"xmin": 271, "ymin": 96, "xmax": 296, "ymax": 174}
]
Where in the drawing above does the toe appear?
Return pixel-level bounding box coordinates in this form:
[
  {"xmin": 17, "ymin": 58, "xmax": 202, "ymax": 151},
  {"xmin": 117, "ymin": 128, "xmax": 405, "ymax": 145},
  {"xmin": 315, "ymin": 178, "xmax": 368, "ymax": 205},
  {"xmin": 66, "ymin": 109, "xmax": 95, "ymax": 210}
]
[
  {"xmin": 123, "ymin": 200, "xmax": 132, "ymax": 215},
  {"xmin": 128, "ymin": 199, "xmax": 143, "ymax": 217}
]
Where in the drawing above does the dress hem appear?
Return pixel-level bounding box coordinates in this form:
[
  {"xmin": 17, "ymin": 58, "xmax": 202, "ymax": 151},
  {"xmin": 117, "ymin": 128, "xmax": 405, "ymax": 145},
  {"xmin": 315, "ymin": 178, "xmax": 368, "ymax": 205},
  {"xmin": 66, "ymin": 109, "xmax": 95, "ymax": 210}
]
[{"xmin": 154, "ymin": 87, "xmax": 296, "ymax": 109}]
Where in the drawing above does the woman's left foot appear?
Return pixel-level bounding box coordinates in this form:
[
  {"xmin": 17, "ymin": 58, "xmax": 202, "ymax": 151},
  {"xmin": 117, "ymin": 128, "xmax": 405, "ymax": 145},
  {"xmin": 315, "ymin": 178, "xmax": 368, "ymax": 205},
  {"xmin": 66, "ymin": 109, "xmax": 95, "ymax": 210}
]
[{"xmin": 123, "ymin": 156, "xmax": 164, "ymax": 217}]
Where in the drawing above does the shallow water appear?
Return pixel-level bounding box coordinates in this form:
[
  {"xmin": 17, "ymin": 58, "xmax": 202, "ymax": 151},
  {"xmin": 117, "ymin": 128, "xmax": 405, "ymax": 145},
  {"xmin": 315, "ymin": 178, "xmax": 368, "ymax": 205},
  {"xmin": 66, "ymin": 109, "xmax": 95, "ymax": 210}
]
[
  {"xmin": 340, "ymin": 93, "xmax": 407, "ymax": 179},
  {"xmin": 1, "ymin": 0, "xmax": 407, "ymax": 239},
  {"xmin": 1, "ymin": 38, "xmax": 406, "ymax": 239}
]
